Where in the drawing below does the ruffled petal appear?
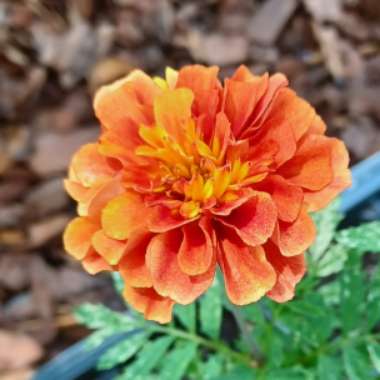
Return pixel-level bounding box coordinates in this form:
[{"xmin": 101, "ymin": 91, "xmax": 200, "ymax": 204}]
[
  {"xmin": 101, "ymin": 192, "xmax": 147, "ymax": 240},
  {"xmin": 63, "ymin": 217, "xmax": 98, "ymax": 260},
  {"xmin": 257, "ymin": 175, "xmax": 303, "ymax": 223},
  {"xmin": 94, "ymin": 70, "xmax": 158, "ymax": 129},
  {"xmin": 278, "ymin": 134, "xmax": 334, "ymax": 191},
  {"xmin": 123, "ymin": 284, "xmax": 175, "ymax": 324},
  {"xmin": 70, "ymin": 144, "xmax": 115, "ymax": 187},
  {"xmin": 82, "ymin": 248, "xmax": 113, "ymax": 274},
  {"xmin": 265, "ymin": 241, "xmax": 306, "ymax": 302},
  {"xmin": 146, "ymin": 229, "xmax": 215, "ymax": 304},
  {"xmin": 178, "ymin": 218, "xmax": 214, "ymax": 276},
  {"xmin": 92, "ymin": 230, "xmax": 126, "ymax": 265},
  {"xmin": 217, "ymin": 191, "xmax": 277, "ymax": 247},
  {"xmin": 303, "ymin": 138, "xmax": 351, "ymax": 211},
  {"xmin": 218, "ymin": 228, "xmax": 276, "ymax": 305},
  {"xmin": 119, "ymin": 232, "xmax": 153, "ymax": 288},
  {"xmin": 272, "ymin": 207, "xmax": 316, "ymax": 257}
]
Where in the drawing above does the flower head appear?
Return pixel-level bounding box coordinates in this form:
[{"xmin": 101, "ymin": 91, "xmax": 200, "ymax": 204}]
[{"xmin": 63, "ymin": 65, "xmax": 351, "ymax": 323}]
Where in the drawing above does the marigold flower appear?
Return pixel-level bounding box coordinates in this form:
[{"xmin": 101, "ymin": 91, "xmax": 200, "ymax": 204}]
[{"xmin": 63, "ymin": 65, "xmax": 351, "ymax": 323}]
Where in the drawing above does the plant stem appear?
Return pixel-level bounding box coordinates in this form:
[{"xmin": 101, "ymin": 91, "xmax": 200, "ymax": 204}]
[
  {"xmin": 230, "ymin": 305, "xmax": 263, "ymax": 363},
  {"xmin": 147, "ymin": 323, "xmax": 258, "ymax": 368}
]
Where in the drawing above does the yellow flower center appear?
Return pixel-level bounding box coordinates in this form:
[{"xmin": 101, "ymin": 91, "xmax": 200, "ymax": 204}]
[{"xmin": 135, "ymin": 118, "xmax": 266, "ymax": 218}]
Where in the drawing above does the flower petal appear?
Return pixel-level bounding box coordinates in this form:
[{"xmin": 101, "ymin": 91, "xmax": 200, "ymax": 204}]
[
  {"xmin": 119, "ymin": 232, "xmax": 153, "ymax": 288},
  {"xmin": 94, "ymin": 70, "xmax": 157, "ymax": 129},
  {"xmin": 178, "ymin": 218, "xmax": 214, "ymax": 276},
  {"xmin": 257, "ymin": 175, "xmax": 303, "ymax": 223},
  {"xmin": 217, "ymin": 192, "xmax": 277, "ymax": 247},
  {"xmin": 101, "ymin": 192, "xmax": 147, "ymax": 240},
  {"xmin": 123, "ymin": 284, "xmax": 174, "ymax": 324},
  {"xmin": 70, "ymin": 144, "xmax": 115, "ymax": 187},
  {"xmin": 218, "ymin": 228, "xmax": 276, "ymax": 305},
  {"xmin": 265, "ymin": 241, "xmax": 306, "ymax": 302},
  {"xmin": 304, "ymin": 138, "xmax": 351, "ymax": 211},
  {"xmin": 82, "ymin": 248, "xmax": 113, "ymax": 274},
  {"xmin": 63, "ymin": 217, "xmax": 98, "ymax": 260},
  {"xmin": 272, "ymin": 207, "xmax": 316, "ymax": 257},
  {"xmin": 279, "ymin": 134, "xmax": 334, "ymax": 191},
  {"xmin": 146, "ymin": 230, "xmax": 215, "ymax": 304},
  {"xmin": 92, "ymin": 230, "xmax": 126, "ymax": 265}
]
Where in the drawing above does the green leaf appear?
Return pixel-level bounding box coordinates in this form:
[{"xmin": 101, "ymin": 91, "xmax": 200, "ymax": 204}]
[
  {"xmin": 112, "ymin": 272, "xmax": 125, "ymax": 294},
  {"xmin": 343, "ymin": 346, "xmax": 372, "ymax": 380},
  {"xmin": 215, "ymin": 365, "xmax": 256, "ymax": 380},
  {"xmin": 264, "ymin": 367, "xmax": 311, "ymax": 380},
  {"xmin": 367, "ymin": 266, "xmax": 380, "ymax": 329},
  {"xmin": 315, "ymin": 244, "xmax": 348, "ymax": 277},
  {"xmin": 339, "ymin": 255, "xmax": 366, "ymax": 333},
  {"xmin": 201, "ymin": 355, "xmax": 224, "ymax": 380},
  {"xmin": 74, "ymin": 303, "xmax": 135, "ymax": 330},
  {"xmin": 336, "ymin": 221, "xmax": 380, "ymax": 253},
  {"xmin": 318, "ymin": 280, "xmax": 340, "ymax": 305},
  {"xmin": 97, "ymin": 332, "xmax": 147, "ymax": 370},
  {"xmin": 117, "ymin": 336, "xmax": 174, "ymax": 380},
  {"xmin": 158, "ymin": 341, "xmax": 198, "ymax": 380},
  {"xmin": 174, "ymin": 303, "xmax": 196, "ymax": 332},
  {"xmin": 367, "ymin": 342, "xmax": 380, "ymax": 373},
  {"xmin": 317, "ymin": 354, "xmax": 343, "ymax": 380},
  {"xmin": 310, "ymin": 199, "xmax": 343, "ymax": 261},
  {"xmin": 200, "ymin": 277, "xmax": 222, "ymax": 339}
]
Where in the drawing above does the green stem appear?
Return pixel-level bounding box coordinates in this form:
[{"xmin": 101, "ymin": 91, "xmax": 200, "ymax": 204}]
[
  {"xmin": 147, "ymin": 323, "xmax": 257, "ymax": 368},
  {"xmin": 230, "ymin": 305, "xmax": 263, "ymax": 363}
]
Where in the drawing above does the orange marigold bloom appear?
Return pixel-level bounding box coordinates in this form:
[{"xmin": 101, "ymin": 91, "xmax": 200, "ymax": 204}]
[{"xmin": 63, "ymin": 65, "xmax": 351, "ymax": 323}]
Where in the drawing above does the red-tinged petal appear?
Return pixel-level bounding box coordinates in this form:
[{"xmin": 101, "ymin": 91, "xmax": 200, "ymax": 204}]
[
  {"xmin": 223, "ymin": 73, "xmax": 269, "ymax": 137},
  {"xmin": 272, "ymin": 207, "xmax": 316, "ymax": 257},
  {"xmin": 119, "ymin": 233, "xmax": 153, "ymax": 288},
  {"xmin": 218, "ymin": 228, "xmax": 276, "ymax": 305},
  {"xmin": 258, "ymin": 88, "xmax": 315, "ymax": 142},
  {"xmin": 146, "ymin": 230, "xmax": 215, "ymax": 304},
  {"xmin": 94, "ymin": 70, "xmax": 158, "ymax": 129},
  {"xmin": 123, "ymin": 284, "xmax": 174, "ymax": 324},
  {"xmin": 176, "ymin": 65, "xmax": 221, "ymax": 119},
  {"xmin": 70, "ymin": 144, "xmax": 115, "ymax": 187},
  {"xmin": 82, "ymin": 248, "xmax": 113, "ymax": 274},
  {"xmin": 217, "ymin": 192, "xmax": 277, "ymax": 247},
  {"xmin": 279, "ymin": 134, "xmax": 334, "ymax": 191},
  {"xmin": 147, "ymin": 204, "xmax": 195, "ymax": 233},
  {"xmin": 264, "ymin": 241, "xmax": 306, "ymax": 302},
  {"xmin": 63, "ymin": 217, "xmax": 98, "ymax": 260},
  {"xmin": 211, "ymin": 112, "xmax": 232, "ymax": 161},
  {"xmin": 92, "ymin": 230, "xmax": 126, "ymax": 265},
  {"xmin": 212, "ymin": 188, "xmax": 255, "ymax": 216},
  {"xmin": 178, "ymin": 218, "xmax": 214, "ymax": 276},
  {"xmin": 101, "ymin": 192, "xmax": 147, "ymax": 240},
  {"xmin": 154, "ymin": 88, "xmax": 194, "ymax": 143},
  {"xmin": 304, "ymin": 138, "xmax": 351, "ymax": 211},
  {"xmin": 257, "ymin": 175, "xmax": 303, "ymax": 223},
  {"xmin": 309, "ymin": 115, "xmax": 327, "ymax": 135}
]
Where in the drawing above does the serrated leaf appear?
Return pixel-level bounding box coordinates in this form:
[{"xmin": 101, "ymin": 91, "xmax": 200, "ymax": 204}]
[
  {"xmin": 200, "ymin": 277, "xmax": 222, "ymax": 339},
  {"xmin": 367, "ymin": 342, "xmax": 380, "ymax": 373},
  {"xmin": 158, "ymin": 341, "xmax": 197, "ymax": 380},
  {"xmin": 201, "ymin": 355, "xmax": 224, "ymax": 380},
  {"xmin": 117, "ymin": 336, "xmax": 174, "ymax": 380},
  {"xmin": 174, "ymin": 303, "xmax": 196, "ymax": 332},
  {"xmin": 317, "ymin": 355, "xmax": 343, "ymax": 380},
  {"xmin": 336, "ymin": 221, "xmax": 380, "ymax": 253},
  {"xmin": 343, "ymin": 346, "xmax": 372, "ymax": 380},
  {"xmin": 339, "ymin": 255, "xmax": 366, "ymax": 333},
  {"xmin": 310, "ymin": 199, "xmax": 343, "ymax": 260},
  {"xmin": 74, "ymin": 303, "xmax": 135, "ymax": 330},
  {"xmin": 97, "ymin": 332, "xmax": 147, "ymax": 370},
  {"xmin": 315, "ymin": 244, "xmax": 348, "ymax": 277}
]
